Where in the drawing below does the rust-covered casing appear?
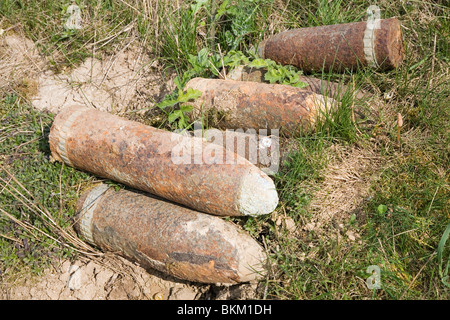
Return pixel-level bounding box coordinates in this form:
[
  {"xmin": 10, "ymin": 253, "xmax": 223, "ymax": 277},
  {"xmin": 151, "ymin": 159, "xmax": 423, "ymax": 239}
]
[
  {"xmin": 227, "ymin": 65, "xmax": 369, "ymax": 101},
  {"xmin": 184, "ymin": 77, "xmax": 336, "ymax": 135},
  {"xmin": 75, "ymin": 184, "xmax": 266, "ymax": 284},
  {"xmin": 49, "ymin": 105, "xmax": 278, "ymax": 217},
  {"xmin": 192, "ymin": 128, "xmax": 280, "ymax": 175},
  {"xmin": 258, "ymin": 18, "xmax": 404, "ymax": 72}
]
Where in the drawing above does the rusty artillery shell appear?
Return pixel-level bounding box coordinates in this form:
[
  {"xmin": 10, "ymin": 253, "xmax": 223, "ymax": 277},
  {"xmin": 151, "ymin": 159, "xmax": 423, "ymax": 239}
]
[
  {"xmin": 49, "ymin": 105, "xmax": 278, "ymax": 217},
  {"xmin": 75, "ymin": 184, "xmax": 266, "ymax": 284},
  {"xmin": 191, "ymin": 128, "xmax": 280, "ymax": 175},
  {"xmin": 184, "ymin": 77, "xmax": 336, "ymax": 134},
  {"xmin": 258, "ymin": 18, "xmax": 404, "ymax": 72},
  {"xmin": 227, "ymin": 65, "xmax": 369, "ymax": 101}
]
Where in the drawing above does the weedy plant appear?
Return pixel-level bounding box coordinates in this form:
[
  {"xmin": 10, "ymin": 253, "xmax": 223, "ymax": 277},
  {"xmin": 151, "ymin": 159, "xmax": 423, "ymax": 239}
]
[{"xmin": 438, "ymin": 223, "xmax": 450, "ymax": 288}]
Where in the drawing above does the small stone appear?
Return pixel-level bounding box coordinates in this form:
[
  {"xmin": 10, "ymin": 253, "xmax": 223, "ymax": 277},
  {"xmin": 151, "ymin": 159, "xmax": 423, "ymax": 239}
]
[
  {"xmin": 68, "ymin": 265, "xmax": 82, "ymax": 290},
  {"xmin": 168, "ymin": 286, "xmax": 198, "ymax": 300},
  {"xmin": 283, "ymin": 216, "xmax": 296, "ymax": 233},
  {"xmin": 153, "ymin": 292, "xmax": 164, "ymax": 300}
]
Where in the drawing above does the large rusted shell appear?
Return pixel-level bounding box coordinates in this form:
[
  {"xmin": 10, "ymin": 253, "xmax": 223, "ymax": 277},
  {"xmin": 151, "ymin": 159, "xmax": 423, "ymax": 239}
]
[
  {"xmin": 49, "ymin": 105, "xmax": 278, "ymax": 217},
  {"xmin": 184, "ymin": 77, "xmax": 336, "ymax": 135},
  {"xmin": 258, "ymin": 18, "xmax": 404, "ymax": 72},
  {"xmin": 191, "ymin": 128, "xmax": 280, "ymax": 175},
  {"xmin": 227, "ymin": 65, "xmax": 369, "ymax": 101},
  {"xmin": 75, "ymin": 184, "xmax": 266, "ymax": 284}
]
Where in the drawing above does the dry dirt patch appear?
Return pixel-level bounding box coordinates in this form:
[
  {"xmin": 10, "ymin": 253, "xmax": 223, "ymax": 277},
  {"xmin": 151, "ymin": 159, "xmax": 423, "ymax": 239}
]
[
  {"xmin": 1, "ymin": 255, "xmax": 211, "ymax": 300},
  {"xmin": 1, "ymin": 30, "xmax": 175, "ymax": 114},
  {"xmin": 31, "ymin": 41, "xmax": 174, "ymax": 114},
  {"xmin": 0, "ymin": 31, "xmax": 46, "ymax": 98},
  {"xmin": 0, "ymin": 254, "xmax": 260, "ymax": 300},
  {"xmin": 304, "ymin": 144, "xmax": 382, "ymax": 240}
]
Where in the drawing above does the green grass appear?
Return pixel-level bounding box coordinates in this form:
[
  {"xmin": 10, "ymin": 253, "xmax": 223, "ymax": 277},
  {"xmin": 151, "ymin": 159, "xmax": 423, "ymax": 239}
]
[
  {"xmin": 0, "ymin": 95, "xmax": 98, "ymax": 275},
  {"xmin": 1, "ymin": 0, "xmax": 449, "ymax": 299}
]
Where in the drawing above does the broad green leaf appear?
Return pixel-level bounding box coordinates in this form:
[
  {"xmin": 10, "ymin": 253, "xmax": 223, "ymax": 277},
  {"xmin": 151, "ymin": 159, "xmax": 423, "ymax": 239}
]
[
  {"xmin": 158, "ymin": 98, "xmax": 178, "ymax": 109},
  {"xmin": 377, "ymin": 204, "xmax": 388, "ymax": 215},
  {"xmin": 438, "ymin": 223, "xmax": 450, "ymax": 287},
  {"xmin": 190, "ymin": 0, "xmax": 209, "ymax": 15},
  {"xmin": 291, "ymin": 81, "xmax": 309, "ymax": 88},
  {"xmin": 264, "ymin": 68, "xmax": 283, "ymax": 83},
  {"xmin": 248, "ymin": 58, "xmax": 269, "ymax": 69},
  {"xmin": 168, "ymin": 110, "xmax": 182, "ymax": 123},
  {"xmin": 197, "ymin": 47, "xmax": 210, "ymax": 66},
  {"xmin": 223, "ymin": 50, "xmax": 249, "ymax": 68},
  {"xmin": 180, "ymin": 104, "xmax": 194, "ymax": 112},
  {"xmin": 178, "ymin": 88, "xmax": 201, "ymax": 103},
  {"xmin": 173, "ymin": 76, "xmax": 183, "ymax": 91},
  {"xmin": 287, "ymin": 71, "xmax": 300, "ymax": 83},
  {"xmin": 215, "ymin": 0, "xmax": 230, "ymax": 21}
]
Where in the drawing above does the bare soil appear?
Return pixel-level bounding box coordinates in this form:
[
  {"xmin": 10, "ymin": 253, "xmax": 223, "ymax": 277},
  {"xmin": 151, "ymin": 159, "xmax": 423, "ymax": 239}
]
[{"xmin": 1, "ymin": 254, "xmax": 259, "ymax": 300}]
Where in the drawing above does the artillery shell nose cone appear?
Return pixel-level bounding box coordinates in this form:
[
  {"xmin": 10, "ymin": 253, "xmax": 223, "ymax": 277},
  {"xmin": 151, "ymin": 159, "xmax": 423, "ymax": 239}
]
[
  {"xmin": 238, "ymin": 170, "xmax": 279, "ymax": 216},
  {"xmin": 234, "ymin": 238, "xmax": 267, "ymax": 282}
]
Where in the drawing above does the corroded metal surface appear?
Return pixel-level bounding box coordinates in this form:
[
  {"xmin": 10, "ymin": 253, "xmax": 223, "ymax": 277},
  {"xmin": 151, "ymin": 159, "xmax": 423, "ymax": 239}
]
[
  {"xmin": 185, "ymin": 77, "xmax": 336, "ymax": 135},
  {"xmin": 192, "ymin": 128, "xmax": 280, "ymax": 175},
  {"xmin": 75, "ymin": 185, "xmax": 266, "ymax": 284},
  {"xmin": 258, "ymin": 18, "xmax": 404, "ymax": 72},
  {"xmin": 297, "ymin": 75, "xmax": 368, "ymax": 100},
  {"xmin": 227, "ymin": 65, "xmax": 369, "ymax": 101},
  {"xmin": 49, "ymin": 105, "xmax": 278, "ymax": 217}
]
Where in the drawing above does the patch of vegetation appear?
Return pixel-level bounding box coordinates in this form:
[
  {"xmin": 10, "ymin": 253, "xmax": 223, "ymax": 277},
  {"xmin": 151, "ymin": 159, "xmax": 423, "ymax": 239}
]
[{"xmin": 0, "ymin": 95, "xmax": 97, "ymax": 275}]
